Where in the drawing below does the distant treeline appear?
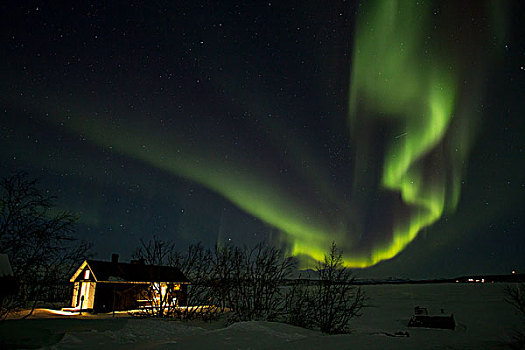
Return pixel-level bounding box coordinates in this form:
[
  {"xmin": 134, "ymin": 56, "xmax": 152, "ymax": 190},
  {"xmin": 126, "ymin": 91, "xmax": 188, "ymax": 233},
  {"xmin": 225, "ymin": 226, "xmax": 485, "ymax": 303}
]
[{"xmin": 282, "ymin": 273, "xmax": 525, "ymax": 286}]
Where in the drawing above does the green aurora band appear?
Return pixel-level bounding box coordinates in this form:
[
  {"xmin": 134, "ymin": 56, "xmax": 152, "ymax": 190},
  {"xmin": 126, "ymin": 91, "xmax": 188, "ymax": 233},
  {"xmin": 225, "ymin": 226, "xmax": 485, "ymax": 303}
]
[
  {"xmin": 345, "ymin": 0, "xmax": 506, "ymax": 266},
  {"xmin": 36, "ymin": 0, "xmax": 505, "ymax": 268}
]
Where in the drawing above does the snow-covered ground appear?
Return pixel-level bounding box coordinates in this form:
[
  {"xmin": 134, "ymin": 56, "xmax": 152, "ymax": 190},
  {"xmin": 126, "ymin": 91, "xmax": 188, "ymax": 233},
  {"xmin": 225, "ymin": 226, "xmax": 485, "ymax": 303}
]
[{"xmin": 2, "ymin": 283, "xmax": 523, "ymax": 349}]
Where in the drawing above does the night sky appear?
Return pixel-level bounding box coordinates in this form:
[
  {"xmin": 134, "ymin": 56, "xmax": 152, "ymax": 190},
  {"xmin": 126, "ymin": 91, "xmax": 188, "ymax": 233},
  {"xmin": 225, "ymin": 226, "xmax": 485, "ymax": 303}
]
[{"xmin": 1, "ymin": 0, "xmax": 523, "ymax": 278}]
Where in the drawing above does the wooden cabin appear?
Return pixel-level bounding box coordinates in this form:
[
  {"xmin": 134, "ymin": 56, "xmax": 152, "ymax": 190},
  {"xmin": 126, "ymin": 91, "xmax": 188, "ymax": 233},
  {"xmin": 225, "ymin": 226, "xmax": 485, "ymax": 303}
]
[{"xmin": 69, "ymin": 254, "xmax": 190, "ymax": 313}]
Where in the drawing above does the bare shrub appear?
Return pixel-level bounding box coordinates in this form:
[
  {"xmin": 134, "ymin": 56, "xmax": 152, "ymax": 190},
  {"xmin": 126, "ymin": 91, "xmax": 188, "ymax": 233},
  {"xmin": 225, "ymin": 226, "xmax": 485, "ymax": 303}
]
[
  {"xmin": 134, "ymin": 235, "xmax": 175, "ymax": 266},
  {"xmin": 283, "ymin": 277, "xmax": 313, "ymax": 329},
  {"xmin": 285, "ymin": 242, "xmax": 365, "ymax": 334},
  {"xmin": 226, "ymin": 243, "xmax": 294, "ymax": 323},
  {"xmin": 506, "ymin": 284, "xmax": 525, "ymax": 315}
]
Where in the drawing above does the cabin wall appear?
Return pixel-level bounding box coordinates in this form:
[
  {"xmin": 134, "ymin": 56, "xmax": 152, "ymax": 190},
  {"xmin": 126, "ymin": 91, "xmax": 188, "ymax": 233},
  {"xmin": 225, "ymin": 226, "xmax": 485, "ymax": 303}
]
[
  {"xmin": 71, "ymin": 281, "xmax": 96, "ymax": 309},
  {"xmin": 118, "ymin": 284, "xmax": 146, "ymax": 310},
  {"xmin": 92, "ymin": 283, "xmax": 113, "ymax": 312},
  {"xmin": 71, "ymin": 282, "xmax": 79, "ymax": 307},
  {"xmin": 93, "ymin": 283, "xmax": 149, "ymax": 313},
  {"xmin": 86, "ymin": 282, "xmax": 96, "ymax": 309}
]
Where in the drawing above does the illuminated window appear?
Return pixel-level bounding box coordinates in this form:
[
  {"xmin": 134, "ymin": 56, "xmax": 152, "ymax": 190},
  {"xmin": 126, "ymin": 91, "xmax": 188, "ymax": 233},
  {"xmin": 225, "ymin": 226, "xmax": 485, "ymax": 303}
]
[
  {"xmin": 173, "ymin": 284, "xmax": 181, "ymax": 291},
  {"xmin": 84, "ymin": 270, "xmax": 90, "ymax": 279}
]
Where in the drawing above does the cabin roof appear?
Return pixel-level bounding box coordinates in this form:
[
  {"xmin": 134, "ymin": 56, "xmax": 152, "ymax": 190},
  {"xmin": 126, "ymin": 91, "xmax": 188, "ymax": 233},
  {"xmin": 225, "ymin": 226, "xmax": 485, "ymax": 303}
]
[{"xmin": 70, "ymin": 259, "xmax": 190, "ymax": 283}]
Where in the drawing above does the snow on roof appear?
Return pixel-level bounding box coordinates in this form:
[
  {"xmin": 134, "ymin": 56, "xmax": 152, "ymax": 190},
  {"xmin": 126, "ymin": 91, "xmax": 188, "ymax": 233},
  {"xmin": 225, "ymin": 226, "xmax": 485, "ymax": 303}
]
[
  {"xmin": 0, "ymin": 254, "xmax": 13, "ymax": 277},
  {"xmin": 107, "ymin": 276, "xmax": 126, "ymax": 282}
]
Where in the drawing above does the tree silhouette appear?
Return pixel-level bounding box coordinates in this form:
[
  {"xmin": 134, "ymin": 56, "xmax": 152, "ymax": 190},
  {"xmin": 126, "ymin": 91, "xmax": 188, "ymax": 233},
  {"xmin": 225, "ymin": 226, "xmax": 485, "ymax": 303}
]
[{"xmin": 0, "ymin": 172, "xmax": 90, "ymax": 319}]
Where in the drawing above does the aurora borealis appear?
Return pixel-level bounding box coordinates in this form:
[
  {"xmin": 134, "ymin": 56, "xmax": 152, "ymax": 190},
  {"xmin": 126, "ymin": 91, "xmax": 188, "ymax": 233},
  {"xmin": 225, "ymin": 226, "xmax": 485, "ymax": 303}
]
[
  {"xmin": 1, "ymin": 0, "xmax": 523, "ymax": 277},
  {"xmin": 346, "ymin": 1, "xmax": 507, "ymax": 266}
]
